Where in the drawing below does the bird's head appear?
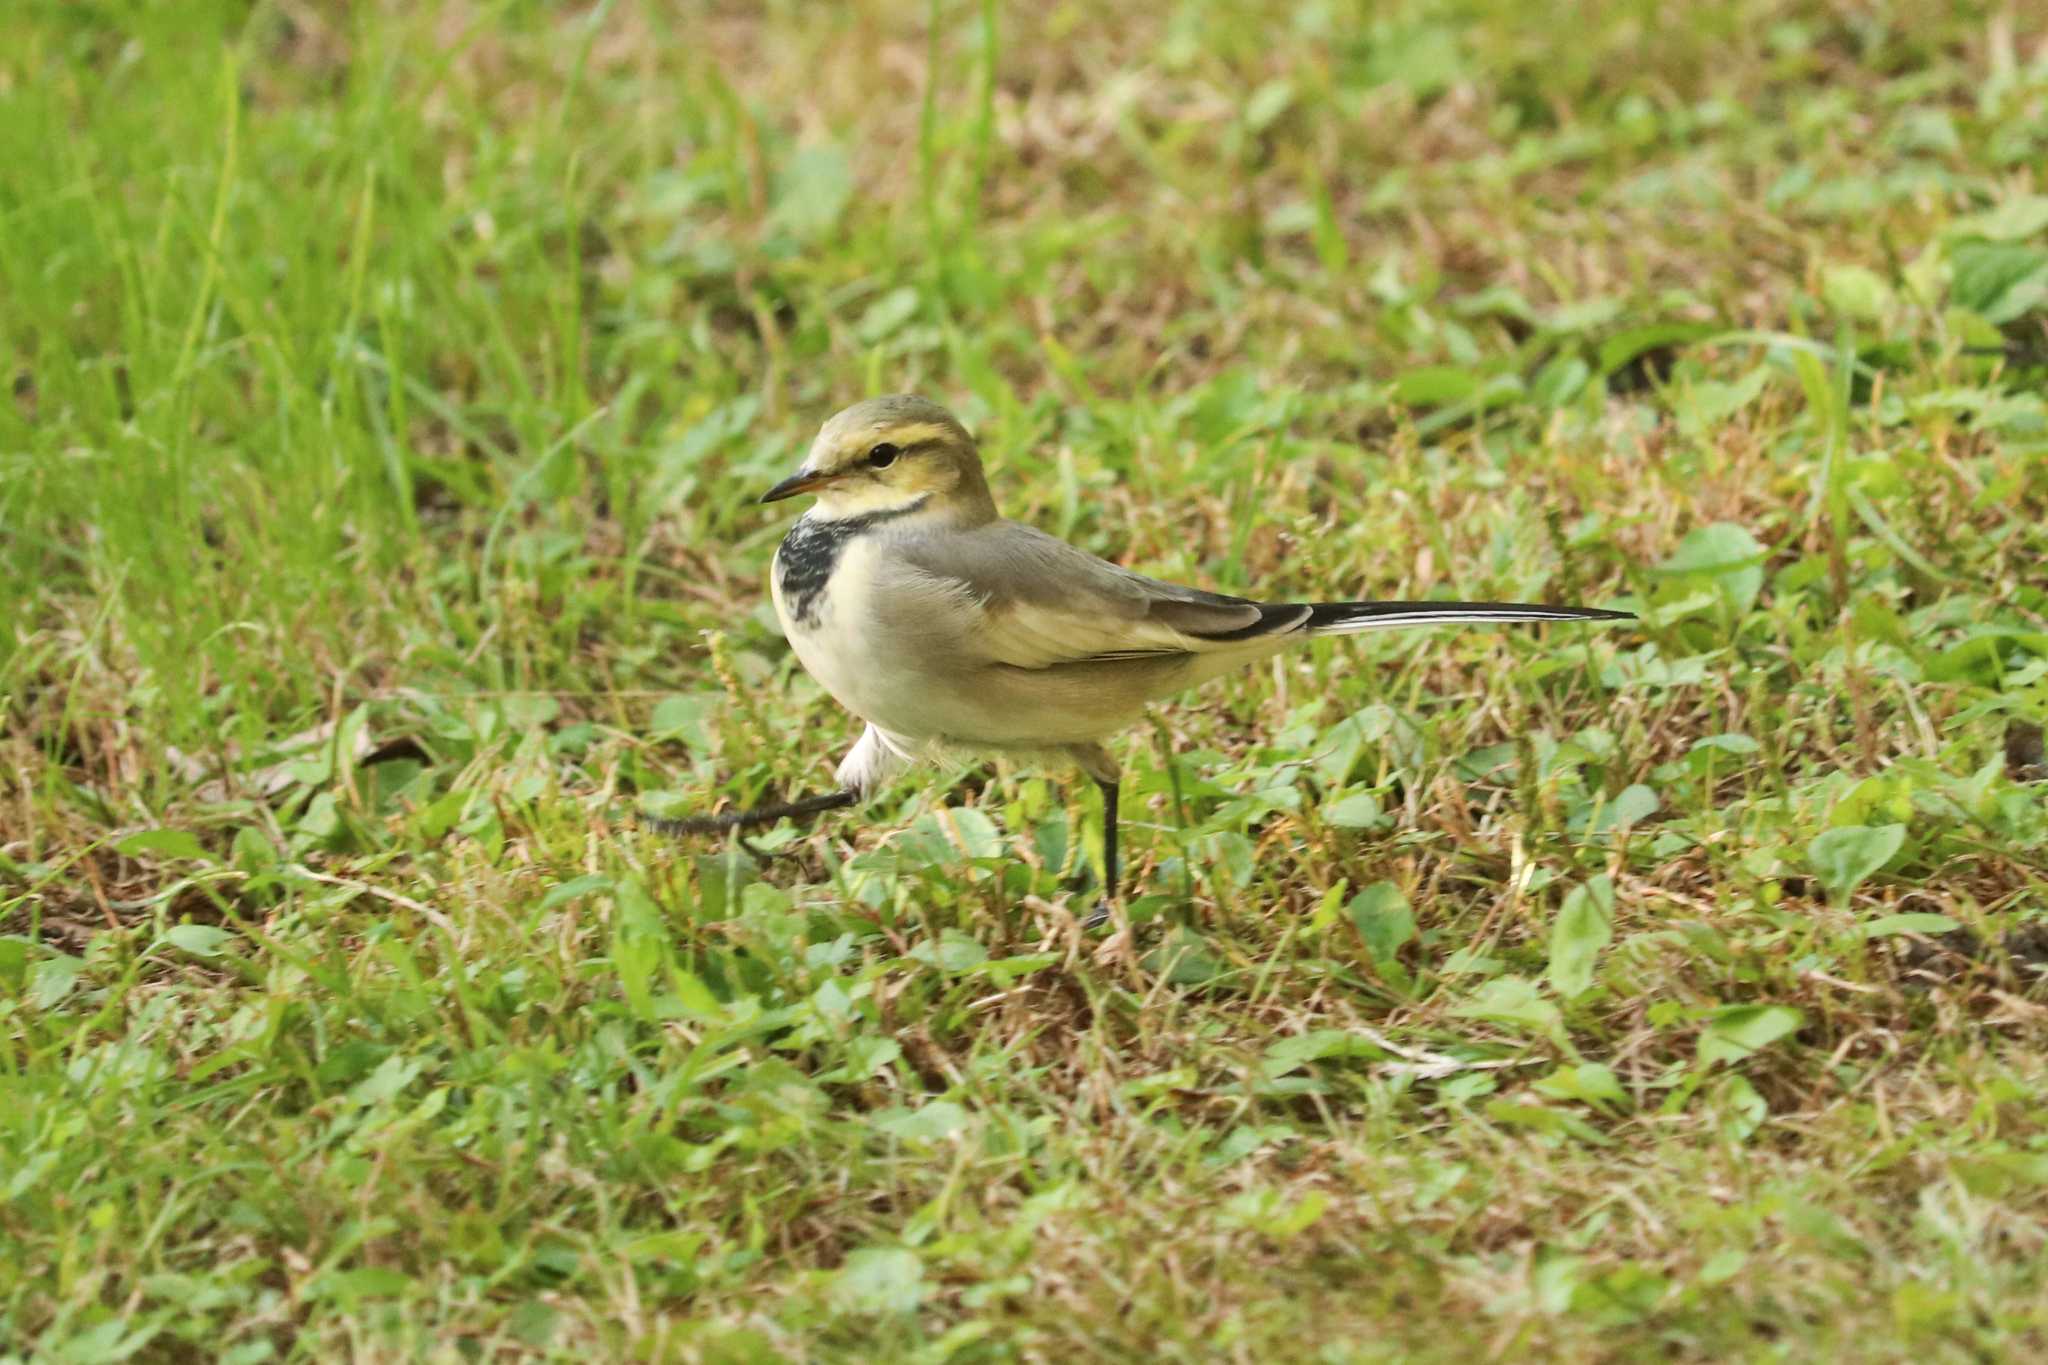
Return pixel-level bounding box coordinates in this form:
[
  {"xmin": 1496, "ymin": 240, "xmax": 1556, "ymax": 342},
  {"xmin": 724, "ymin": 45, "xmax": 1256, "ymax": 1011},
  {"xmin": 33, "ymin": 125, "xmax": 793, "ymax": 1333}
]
[{"xmin": 760, "ymin": 395, "xmax": 994, "ymax": 522}]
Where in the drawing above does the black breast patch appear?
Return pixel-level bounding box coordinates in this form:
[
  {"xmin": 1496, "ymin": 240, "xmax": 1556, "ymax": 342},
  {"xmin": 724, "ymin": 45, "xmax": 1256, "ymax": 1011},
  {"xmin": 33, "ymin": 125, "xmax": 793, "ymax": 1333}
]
[{"xmin": 775, "ymin": 501, "xmax": 925, "ymax": 628}]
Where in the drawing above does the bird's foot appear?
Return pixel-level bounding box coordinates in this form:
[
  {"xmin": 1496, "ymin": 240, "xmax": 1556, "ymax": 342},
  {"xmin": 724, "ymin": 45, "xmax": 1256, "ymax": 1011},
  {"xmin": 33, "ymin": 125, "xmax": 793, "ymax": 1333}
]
[{"xmin": 1082, "ymin": 899, "xmax": 1113, "ymax": 931}]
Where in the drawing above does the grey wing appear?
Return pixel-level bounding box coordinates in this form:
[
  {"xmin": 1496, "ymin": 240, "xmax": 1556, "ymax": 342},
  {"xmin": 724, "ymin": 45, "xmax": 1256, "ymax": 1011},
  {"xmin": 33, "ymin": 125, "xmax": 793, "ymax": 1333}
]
[{"xmin": 886, "ymin": 521, "xmax": 1309, "ymax": 669}]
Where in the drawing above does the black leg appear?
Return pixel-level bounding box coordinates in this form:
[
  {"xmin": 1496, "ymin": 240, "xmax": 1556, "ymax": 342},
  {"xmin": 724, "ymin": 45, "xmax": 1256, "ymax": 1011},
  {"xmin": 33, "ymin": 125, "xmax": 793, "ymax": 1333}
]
[
  {"xmin": 1083, "ymin": 779, "xmax": 1118, "ymax": 930},
  {"xmin": 1099, "ymin": 778, "xmax": 1120, "ymax": 902}
]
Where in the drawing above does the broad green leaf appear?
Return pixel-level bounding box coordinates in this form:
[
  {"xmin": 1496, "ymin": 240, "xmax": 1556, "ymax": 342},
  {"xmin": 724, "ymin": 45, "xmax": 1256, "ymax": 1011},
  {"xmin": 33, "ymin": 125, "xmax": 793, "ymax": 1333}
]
[
  {"xmin": 499, "ymin": 695, "xmax": 556, "ymax": 730},
  {"xmin": 1948, "ymin": 240, "xmax": 2048, "ymax": 323},
  {"xmin": 910, "ymin": 930, "xmax": 988, "ymax": 973},
  {"xmin": 1142, "ymin": 930, "xmax": 1227, "ymax": 985},
  {"xmin": 1544, "ymin": 297, "xmax": 1622, "ymax": 333},
  {"xmin": 876, "ymin": 1100, "xmax": 971, "ymax": 1143},
  {"xmin": 1654, "ymin": 522, "xmax": 1768, "ymax": 613},
  {"xmin": 41, "ymin": 1318, "xmax": 160, "ymax": 1363},
  {"xmin": 1348, "ymin": 882, "xmax": 1415, "ymax": 965},
  {"xmin": 349, "ymin": 1055, "xmax": 423, "ymax": 1107},
  {"xmin": 940, "ymin": 806, "xmax": 1003, "ymax": 860},
  {"xmin": 1807, "ymin": 823, "xmax": 1905, "ymax": 899},
  {"xmin": 1324, "ymin": 792, "xmax": 1382, "ymax": 828},
  {"xmin": 1548, "ymin": 876, "xmax": 1614, "ymax": 1000},
  {"xmin": 1674, "ymin": 367, "xmax": 1768, "ymax": 441},
  {"xmin": 1451, "ymin": 975, "xmax": 1565, "ymax": 1046},
  {"xmin": 647, "ymin": 696, "xmax": 712, "ymax": 745},
  {"xmin": 832, "ymin": 1037, "xmax": 901, "ymax": 1082},
  {"xmin": 768, "ymin": 143, "xmax": 852, "ymax": 241},
  {"xmin": 1199, "ymin": 832, "xmax": 1256, "ymax": 890},
  {"xmin": 1700, "ymin": 1249, "xmax": 1748, "ymax": 1284},
  {"xmin": 1947, "ymin": 194, "xmax": 2048, "ymax": 242},
  {"xmin": 1923, "ymin": 630, "xmax": 2048, "ymax": 685},
  {"xmin": 979, "ymin": 952, "xmax": 1060, "ymax": 985},
  {"xmin": 116, "ymin": 828, "xmax": 209, "ymax": 861},
  {"xmin": 1262, "ymin": 1028, "xmax": 1375, "ymax": 1077},
  {"xmin": 1244, "ymin": 79, "xmax": 1294, "ymax": 132},
  {"xmin": 312, "ymin": 1266, "xmax": 414, "ymax": 1303},
  {"xmin": 667, "ymin": 968, "xmax": 722, "ymax": 1017},
  {"xmin": 164, "ymin": 925, "xmax": 233, "ymax": 958},
  {"xmin": 1855, "ymin": 912, "xmax": 1959, "ymax": 940},
  {"xmin": 1360, "ymin": 21, "xmax": 1465, "ymax": 95},
  {"xmin": 297, "ymin": 791, "xmax": 343, "ymax": 840},
  {"xmin": 1890, "ymin": 107, "xmax": 1959, "ymax": 155},
  {"xmin": 1714, "ymin": 1073, "xmax": 1768, "ymax": 1141},
  {"xmin": 1262, "ymin": 1189, "xmax": 1329, "ymax": 1239},
  {"xmin": 1656, "ymin": 522, "xmax": 1768, "ymax": 575},
  {"xmin": 1596, "ymin": 784, "xmax": 1659, "ymax": 833},
  {"xmin": 1533, "ymin": 1062, "xmax": 1627, "ymax": 1108},
  {"xmin": 1485, "ymin": 1099, "xmax": 1612, "ymax": 1146},
  {"xmin": 1388, "ymin": 364, "xmax": 1481, "ymax": 406},
  {"xmin": 831, "ymin": 1248, "xmax": 929, "ymax": 1314},
  {"xmin": 1533, "ymin": 1249, "xmax": 1584, "ymax": 1313},
  {"xmin": 1698, "ymin": 1005, "xmax": 1803, "ymax": 1065},
  {"xmin": 540, "ymin": 874, "xmax": 612, "ymax": 910},
  {"xmin": 855, "ymin": 287, "xmax": 920, "ymax": 343},
  {"xmin": 610, "ymin": 880, "xmax": 671, "ymax": 1020},
  {"xmin": 29, "ymin": 955, "xmax": 85, "ymax": 1010},
  {"xmin": 1956, "ymin": 1150, "xmax": 2048, "ymax": 1192},
  {"xmin": 1597, "ymin": 322, "xmax": 1712, "ymax": 376},
  {"xmin": 809, "ymin": 978, "xmax": 853, "ymax": 1028},
  {"xmin": 1530, "ymin": 352, "xmax": 1591, "ymax": 407},
  {"xmin": 1222, "ymin": 1186, "xmax": 1329, "ymax": 1239}
]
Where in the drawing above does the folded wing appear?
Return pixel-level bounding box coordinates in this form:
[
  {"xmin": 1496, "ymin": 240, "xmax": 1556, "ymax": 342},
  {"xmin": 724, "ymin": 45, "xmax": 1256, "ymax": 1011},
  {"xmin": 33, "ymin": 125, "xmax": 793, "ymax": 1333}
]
[
  {"xmin": 888, "ymin": 522, "xmax": 1309, "ymax": 670},
  {"xmin": 884, "ymin": 521, "xmax": 1631, "ymax": 673}
]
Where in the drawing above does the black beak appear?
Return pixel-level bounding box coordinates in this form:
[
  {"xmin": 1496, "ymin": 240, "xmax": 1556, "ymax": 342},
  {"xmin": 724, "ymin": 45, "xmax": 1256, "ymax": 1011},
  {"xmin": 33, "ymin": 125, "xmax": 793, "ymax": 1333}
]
[{"xmin": 759, "ymin": 470, "xmax": 829, "ymax": 504}]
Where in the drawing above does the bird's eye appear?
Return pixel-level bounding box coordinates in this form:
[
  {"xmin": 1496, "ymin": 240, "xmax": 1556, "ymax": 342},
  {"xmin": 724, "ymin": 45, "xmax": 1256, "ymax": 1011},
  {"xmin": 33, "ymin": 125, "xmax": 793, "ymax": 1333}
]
[{"xmin": 865, "ymin": 443, "xmax": 901, "ymax": 469}]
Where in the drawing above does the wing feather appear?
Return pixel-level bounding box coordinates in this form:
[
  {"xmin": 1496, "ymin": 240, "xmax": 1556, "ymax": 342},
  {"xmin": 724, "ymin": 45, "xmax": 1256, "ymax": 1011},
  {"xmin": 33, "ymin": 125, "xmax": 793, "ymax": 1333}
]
[{"xmin": 884, "ymin": 521, "xmax": 1303, "ymax": 670}]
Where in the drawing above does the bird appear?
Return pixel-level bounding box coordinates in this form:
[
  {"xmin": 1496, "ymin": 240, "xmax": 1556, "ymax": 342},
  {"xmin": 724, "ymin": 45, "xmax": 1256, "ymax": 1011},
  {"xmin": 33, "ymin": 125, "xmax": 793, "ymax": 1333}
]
[{"xmin": 665, "ymin": 395, "xmax": 1632, "ymax": 914}]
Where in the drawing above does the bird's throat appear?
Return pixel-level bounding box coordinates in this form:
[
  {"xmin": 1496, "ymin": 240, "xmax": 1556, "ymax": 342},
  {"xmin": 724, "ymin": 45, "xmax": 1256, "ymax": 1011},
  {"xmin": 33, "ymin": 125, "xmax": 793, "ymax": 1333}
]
[{"xmin": 774, "ymin": 500, "xmax": 926, "ymax": 629}]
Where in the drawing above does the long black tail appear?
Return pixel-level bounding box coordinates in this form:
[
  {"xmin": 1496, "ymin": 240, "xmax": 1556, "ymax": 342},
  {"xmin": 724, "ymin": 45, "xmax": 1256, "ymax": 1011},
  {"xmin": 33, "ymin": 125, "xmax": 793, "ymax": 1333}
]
[{"xmin": 1301, "ymin": 600, "xmax": 1634, "ymax": 635}]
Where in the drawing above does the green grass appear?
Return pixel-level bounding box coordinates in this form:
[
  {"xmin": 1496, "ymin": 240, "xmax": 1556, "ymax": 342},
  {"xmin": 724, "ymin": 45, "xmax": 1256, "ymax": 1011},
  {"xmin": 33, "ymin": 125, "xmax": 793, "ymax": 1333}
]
[{"xmin": 5, "ymin": 0, "xmax": 2048, "ymax": 1357}]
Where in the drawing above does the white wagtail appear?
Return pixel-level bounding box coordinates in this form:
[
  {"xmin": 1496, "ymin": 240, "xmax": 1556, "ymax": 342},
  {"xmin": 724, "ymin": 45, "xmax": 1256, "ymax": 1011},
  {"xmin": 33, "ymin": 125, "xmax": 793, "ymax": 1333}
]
[{"xmin": 664, "ymin": 396, "xmax": 1632, "ymax": 908}]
